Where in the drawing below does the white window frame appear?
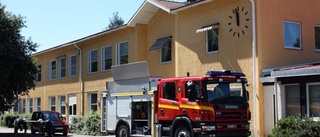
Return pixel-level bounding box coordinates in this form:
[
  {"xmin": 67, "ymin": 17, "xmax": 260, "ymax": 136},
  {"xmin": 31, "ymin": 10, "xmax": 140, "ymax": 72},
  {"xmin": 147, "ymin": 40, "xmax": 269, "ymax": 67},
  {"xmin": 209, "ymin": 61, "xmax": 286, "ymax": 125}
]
[
  {"xmin": 69, "ymin": 54, "xmax": 77, "ymax": 77},
  {"xmin": 28, "ymin": 98, "xmax": 33, "ymax": 113},
  {"xmin": 314, "ymin": 25, "xmax": 320, "ymax": 52},
  {"xmin": 283, "ymin": 21, "xmax": 302, "ymax": 50},
  {"xmin": 49, "ymin": 96, "xmax": 56, "ymax": 111},
  {"xmin": 49, "ymin": 60, "xmax": 57, "ymax": 80},
  {"xmin": 88, "ymin": 49, "xmax": 98, "ymax": 73},
  {"xmin": 58, "ymin": 96, "xmax": 66, "ymax": 115},
  {"xmin": 35, "ymin": 97, "xmax": 41, "ymax": 111},
  {"xmin": 102, "ymin": 46, "xmax": 112, "ymax": 71},
  {"xmin": 206, "ymin": 27, "xmax": 219, "ymax": 54},
  {"xmin": 59, "ymin": 57, "xmax": 66, "ymax": 78},
  {"xmin": 306, "ymin": 83, "xmax": 320, "ymax": 118},
  {"xmin": 88, "ymin": 92, "xmax": 98, "ymax": 112},
  {"xmin": 116, "ymin": 41, "xmax": 128, "ymax": 65},
  {"xmin": 160, "ymin": 39, "xmax": 172, "ymax": 64}
]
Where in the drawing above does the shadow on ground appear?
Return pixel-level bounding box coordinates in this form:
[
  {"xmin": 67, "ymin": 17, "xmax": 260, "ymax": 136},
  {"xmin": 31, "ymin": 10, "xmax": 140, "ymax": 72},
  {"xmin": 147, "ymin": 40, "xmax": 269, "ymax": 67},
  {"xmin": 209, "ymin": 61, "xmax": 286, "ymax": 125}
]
[{"xmin": 0, "ymin": 133, "xmax": 70, "ymax": 137}]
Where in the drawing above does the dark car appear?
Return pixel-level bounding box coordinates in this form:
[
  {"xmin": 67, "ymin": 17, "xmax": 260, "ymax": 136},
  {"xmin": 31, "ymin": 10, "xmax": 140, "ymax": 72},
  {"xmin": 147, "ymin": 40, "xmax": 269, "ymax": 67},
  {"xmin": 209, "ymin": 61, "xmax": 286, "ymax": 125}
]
[{"xmin": 30, "ymin": 111, "xmax": 69, "ymax": 136}]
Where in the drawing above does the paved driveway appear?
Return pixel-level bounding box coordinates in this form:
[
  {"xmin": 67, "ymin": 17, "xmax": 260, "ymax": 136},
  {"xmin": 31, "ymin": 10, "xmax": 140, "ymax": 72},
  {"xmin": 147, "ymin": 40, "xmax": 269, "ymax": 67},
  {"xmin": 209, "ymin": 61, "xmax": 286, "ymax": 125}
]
[{"xmin": 0, "ymin": 126, "xmax": 115, "ymax": 137}]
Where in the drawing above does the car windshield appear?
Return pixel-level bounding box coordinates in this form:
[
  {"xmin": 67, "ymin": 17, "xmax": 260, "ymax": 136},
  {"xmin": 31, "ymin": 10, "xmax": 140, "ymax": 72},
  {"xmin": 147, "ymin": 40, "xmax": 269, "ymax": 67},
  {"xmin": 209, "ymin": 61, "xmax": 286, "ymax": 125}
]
[
  {"xmin": 205, "ymin": 82, "xmax": 246, "ymax": 102},
  {"xmin": 43, "ymin": 112, "xmax": 62, "ymax": 121}
]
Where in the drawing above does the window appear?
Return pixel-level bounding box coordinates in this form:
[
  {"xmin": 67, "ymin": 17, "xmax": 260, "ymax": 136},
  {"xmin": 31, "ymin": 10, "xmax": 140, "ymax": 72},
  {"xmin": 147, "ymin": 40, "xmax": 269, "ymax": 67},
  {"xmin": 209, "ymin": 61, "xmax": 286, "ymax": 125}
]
[
  {"xmin": 59, "ymin": 58, "xmax": 66, "ymax": 78},
  {"xmin": 89, "ymin": 49, "xmax": 98, "ymax": 73},
  {"xmin": 308, "ymin": 84, "xmax": 320, "ymax": 117},
  {"xmin": 207, "ymin": 28, "xmax": 219, "ymax": 53},
  {"xmin": 35, "ymin": 98, "xmax": 41, "ymax": 111},
  {"xmin": 117, "ymin": 42, "xmax": 128, "ymax": 65},
  {"xmin": 69, "ymin": 55, "xmax": 77, "ymax": 77},
  {"xmin": 50, "ymin": 60, "xmax": 56, "ymax": 80},
  {"xmin": 285, "ymin": 85, "xmax": 300, "ymax": 116},
  {"xmin": 28, "ymin": 98, "xmax": 33, "ymax": 113},
  {"xmin": 163, "ymin": 82, "xmax": 176, "ymax": 100},
  {"xmin": 49, "ymin": 96, "xmax": 56, "ymax": 111},
  {"xmin": 161, "ymin": 39, "xmax": 172, "ymax": 63},
  {"xmin": 284, "ymin": 21, "xmax": 301, "ymax": 49},
  {"xmin": 20, "ymin": 99, "xmax": 26, "ymax": 113},
  {"xmin": 36, "ymin": 65, "xmax": 41, "ymax": 82},
  {"xmin": 102, "ymin": 46, "xmax": 112, "ymax": 71},
  {"xmin": 88, "ymin": 93, "xmax": 98, "ymax": 112},
  {"xmin": 315, "ymin": 26, "xmax": 320, "ymax": 51},
  {"xmin": 59, "ymin": 96, "xmax": 66, "ymax": 115}
]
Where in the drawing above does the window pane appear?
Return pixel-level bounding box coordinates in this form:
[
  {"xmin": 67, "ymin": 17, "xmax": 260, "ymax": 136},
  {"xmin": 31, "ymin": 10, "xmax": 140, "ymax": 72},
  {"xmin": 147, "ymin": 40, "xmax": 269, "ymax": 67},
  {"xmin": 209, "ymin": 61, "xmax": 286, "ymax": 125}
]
[
  {"xmin": 163, "ymin": 82, "xmax": 175, "ymax": 100},
  {"xmin": 284, "ymin": 22, "xmax": 301, "ymax": 48},
  {"xmin": 161, "ymin": 40, "xmax": 172, "ymax": 62},
  {"xmin": 36, "ymin": 65, "xmax": 41, "ymax": 82},
  {"xmin": 286, "ymin": 85, "xmax": 300, "ymax": 116},
  {"xmin": 207, "ymin": 28, "xmax": 219, "ymax": 52},
  {"xmin": 70, "ymin": 55, "xmax": 77, "ymax": 76},
  {"xmin": 103, "ymin": 47, "xmax": 112, "ymax": 70},
  {"xmin": 89, "ymin": 50, "xmax": 98, "ymax": 73},
  {"xmin": 51, "ymin": 61, "xmax": 56, "ymax": 79},
  {"xmin": 315, "ymin": 26, "xmax": 320, "ymax": 50},
  {"xmin": 91, "ymin": 93, "xmax": 97, "ymax": 104},
  {"xmin": 309, "ymin": 85, "xmax": 320, "ymax": 117},
  {"xmin": 91, "ymin": 105, "xmax": 97, "ymax": 111},
  {"xmin": 60, "ymin": 58, "xmax": 66, "ymax": 78}
]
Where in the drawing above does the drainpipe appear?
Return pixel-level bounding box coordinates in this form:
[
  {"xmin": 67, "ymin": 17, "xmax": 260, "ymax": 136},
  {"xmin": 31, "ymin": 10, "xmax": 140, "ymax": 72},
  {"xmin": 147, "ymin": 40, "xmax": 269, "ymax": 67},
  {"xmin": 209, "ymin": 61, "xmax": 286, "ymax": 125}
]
[
  {"xmin": 73, "ymin": 43, "xmax": 83, "ymax": 116},
  {"xmin": 249, "ymin": 0, "xmax": 257, "ymax": 137}
]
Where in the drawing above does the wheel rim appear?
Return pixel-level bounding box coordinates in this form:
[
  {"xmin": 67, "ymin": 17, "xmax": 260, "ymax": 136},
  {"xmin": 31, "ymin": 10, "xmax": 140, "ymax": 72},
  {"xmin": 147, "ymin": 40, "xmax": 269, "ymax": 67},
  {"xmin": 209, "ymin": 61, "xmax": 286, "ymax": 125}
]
[
  {"xmin": 177, "ymin": 130, "xmax": 189, "ymax": 137},
  {"xmin": 119, "ymin": 128, "xmax": 127, "ymax": 137}
]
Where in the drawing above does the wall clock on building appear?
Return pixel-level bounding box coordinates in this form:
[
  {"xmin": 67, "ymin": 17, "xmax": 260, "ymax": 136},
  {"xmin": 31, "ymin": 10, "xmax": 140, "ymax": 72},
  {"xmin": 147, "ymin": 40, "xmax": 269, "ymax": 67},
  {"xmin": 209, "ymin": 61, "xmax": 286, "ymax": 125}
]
[{"xmin": 228, "ymin": 6, "xmax": 250, "ymax": 37}]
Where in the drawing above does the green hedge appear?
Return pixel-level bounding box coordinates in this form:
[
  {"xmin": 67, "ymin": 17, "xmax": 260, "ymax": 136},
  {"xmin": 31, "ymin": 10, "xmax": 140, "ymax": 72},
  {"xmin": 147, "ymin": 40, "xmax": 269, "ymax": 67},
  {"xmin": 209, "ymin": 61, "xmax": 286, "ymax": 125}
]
[
  {"xmin": 70, "ymin": 111, "xmax": 101, "ymax": 136},
  {"xmin": 268, "ymin": 116, "xmax": 320, "ymax": 137},
  {"xmin": 0, "ymin": 112, "xmax": 31, "ymax": 128}
]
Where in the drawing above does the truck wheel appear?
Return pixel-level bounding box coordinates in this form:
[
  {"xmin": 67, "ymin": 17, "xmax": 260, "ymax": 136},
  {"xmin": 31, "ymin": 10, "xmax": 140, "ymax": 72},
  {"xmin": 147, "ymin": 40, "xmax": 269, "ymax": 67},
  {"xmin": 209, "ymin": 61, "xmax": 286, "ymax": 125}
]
[
  {"xmin": 174, "ymin": 125, "xmax": 191, "ymax": 137},
  {"xmin": 116, "ymin": 125, "xmax": 129, "ymax": 137},
  {"xmin": 63, "ymin": 131, "xmax": 68, "ymax": 136}
]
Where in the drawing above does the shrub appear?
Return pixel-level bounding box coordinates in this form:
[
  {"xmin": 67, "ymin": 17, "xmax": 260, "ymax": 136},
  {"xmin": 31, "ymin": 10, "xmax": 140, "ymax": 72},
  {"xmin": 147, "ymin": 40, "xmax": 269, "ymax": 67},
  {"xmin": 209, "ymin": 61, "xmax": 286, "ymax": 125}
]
[
  {"xmin": 268, "ymin": 116, "xmax": 320, "ymax": 137},
  {"xmin": 70, "ymin": 111, "xmax": 101, "ymax": 136},
  {"xmin": 0, "ymin": 112, "xmax": 31, "ymax": 128}
]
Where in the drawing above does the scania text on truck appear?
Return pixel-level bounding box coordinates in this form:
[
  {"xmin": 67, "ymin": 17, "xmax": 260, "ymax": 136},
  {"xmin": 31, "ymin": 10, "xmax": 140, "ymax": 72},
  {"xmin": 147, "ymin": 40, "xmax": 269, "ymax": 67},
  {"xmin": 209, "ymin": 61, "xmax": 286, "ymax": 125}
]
[{"xmin": 101, "ymin": 61, "xmax": 251, "ymax": 137}]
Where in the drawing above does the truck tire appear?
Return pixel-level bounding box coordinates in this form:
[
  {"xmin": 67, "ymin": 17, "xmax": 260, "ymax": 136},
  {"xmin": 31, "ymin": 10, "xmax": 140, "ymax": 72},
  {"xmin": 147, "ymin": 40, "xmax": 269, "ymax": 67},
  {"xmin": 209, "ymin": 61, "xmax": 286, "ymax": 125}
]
[
  {"xmin": 174, "ymin": 125, "xmax": 191, "ymax": 137},
  {"xmin": 30, "ymin": 126, "xmax": 35, "ymax": 135},
  {"xmin": 116, "ymin": 125, "xmax": 129, "ymax": 137}
]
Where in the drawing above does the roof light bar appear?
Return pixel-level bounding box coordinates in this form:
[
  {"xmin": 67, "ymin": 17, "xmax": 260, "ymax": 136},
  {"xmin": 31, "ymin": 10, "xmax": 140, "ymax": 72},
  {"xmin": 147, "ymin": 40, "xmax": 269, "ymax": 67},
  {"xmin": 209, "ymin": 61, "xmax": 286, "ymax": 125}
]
[{"xmin": 206, "ymin": 70, "xmax": 245, "ymax": 77}]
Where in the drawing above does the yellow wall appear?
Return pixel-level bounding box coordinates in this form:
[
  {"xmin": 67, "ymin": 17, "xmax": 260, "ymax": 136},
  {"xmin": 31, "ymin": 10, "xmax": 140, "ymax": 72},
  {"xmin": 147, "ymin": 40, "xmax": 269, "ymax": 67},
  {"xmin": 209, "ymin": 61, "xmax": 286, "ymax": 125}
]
[{"xmin": 257, "ymin": 0, "xmax": 320, "ymax": 136}]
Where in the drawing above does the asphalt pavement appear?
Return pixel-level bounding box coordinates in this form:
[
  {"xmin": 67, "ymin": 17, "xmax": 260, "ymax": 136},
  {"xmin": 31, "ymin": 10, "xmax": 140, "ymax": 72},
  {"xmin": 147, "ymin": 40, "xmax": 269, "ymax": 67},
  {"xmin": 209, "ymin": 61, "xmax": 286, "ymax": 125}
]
[{"xmin": 0, "ymin": 126, "xmax": 114, "ymax": 137}]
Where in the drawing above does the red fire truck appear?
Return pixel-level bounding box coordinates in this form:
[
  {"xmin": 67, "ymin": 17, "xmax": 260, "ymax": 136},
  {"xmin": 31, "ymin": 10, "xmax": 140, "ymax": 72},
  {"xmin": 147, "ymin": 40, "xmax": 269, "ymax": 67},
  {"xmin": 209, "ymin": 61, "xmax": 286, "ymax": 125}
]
[{"xmin": 101, "ymin": 62, "xmax": 251, "ymax": 137}]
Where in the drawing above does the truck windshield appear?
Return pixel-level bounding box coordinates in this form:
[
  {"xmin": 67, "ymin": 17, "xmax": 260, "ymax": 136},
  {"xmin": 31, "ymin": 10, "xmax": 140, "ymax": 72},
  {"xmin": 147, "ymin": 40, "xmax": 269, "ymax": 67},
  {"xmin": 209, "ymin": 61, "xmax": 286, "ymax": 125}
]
[{"xmin": 205, "ymin": 82, "xmax": 246, "ymax": 102}]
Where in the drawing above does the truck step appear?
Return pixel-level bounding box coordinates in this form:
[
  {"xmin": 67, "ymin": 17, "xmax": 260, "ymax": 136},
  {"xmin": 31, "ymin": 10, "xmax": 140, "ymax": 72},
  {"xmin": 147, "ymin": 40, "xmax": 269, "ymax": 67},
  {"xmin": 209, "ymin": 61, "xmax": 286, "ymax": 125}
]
[{"xmin": 131, "ymin": 134, "xmax": 151, "ymax": 137}]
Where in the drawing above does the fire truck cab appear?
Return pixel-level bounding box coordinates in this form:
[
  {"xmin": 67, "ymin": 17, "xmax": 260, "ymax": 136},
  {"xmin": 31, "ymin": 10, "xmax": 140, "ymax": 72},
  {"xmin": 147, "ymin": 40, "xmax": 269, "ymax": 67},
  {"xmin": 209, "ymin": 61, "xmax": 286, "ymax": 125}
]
[{"xmin": 101, "ymin": 61, "xmax": 251, "ymax": 137}]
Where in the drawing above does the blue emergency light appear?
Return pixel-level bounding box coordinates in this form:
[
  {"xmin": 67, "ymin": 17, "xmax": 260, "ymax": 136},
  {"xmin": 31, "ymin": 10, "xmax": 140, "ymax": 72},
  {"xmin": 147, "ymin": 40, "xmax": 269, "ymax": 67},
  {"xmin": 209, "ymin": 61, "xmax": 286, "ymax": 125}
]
[{"xmin": 206, "ymin": 70, "xmax": 245, "ymax": 77}]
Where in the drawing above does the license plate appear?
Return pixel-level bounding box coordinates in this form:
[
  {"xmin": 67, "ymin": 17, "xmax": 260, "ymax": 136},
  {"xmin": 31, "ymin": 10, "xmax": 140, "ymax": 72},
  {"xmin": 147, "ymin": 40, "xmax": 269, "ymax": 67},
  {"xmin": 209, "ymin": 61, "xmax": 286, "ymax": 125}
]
[
  {"xmin": 55, "ymin": 127, "xmax": 63, "ymax": 130},
  {"xmin": 227, "ymin": 125, "xmax": 237, "ymax": 128}
]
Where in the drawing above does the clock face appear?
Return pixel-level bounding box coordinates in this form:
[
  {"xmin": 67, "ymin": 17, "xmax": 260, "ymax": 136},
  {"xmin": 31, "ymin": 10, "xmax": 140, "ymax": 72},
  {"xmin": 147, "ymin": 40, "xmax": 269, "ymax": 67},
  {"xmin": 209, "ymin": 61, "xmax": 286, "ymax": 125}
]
[{"xmin": 228, "ymin": 6, "xmax": 250, "ymax": 37}]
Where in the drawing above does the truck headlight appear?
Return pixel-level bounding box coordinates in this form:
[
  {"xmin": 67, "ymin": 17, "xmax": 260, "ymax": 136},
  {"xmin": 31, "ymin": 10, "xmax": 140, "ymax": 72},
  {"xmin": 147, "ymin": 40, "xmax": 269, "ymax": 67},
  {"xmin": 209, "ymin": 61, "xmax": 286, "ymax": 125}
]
[{"xmin": 202, "ymin": 125, "xmax": 216, "ymax": 131}]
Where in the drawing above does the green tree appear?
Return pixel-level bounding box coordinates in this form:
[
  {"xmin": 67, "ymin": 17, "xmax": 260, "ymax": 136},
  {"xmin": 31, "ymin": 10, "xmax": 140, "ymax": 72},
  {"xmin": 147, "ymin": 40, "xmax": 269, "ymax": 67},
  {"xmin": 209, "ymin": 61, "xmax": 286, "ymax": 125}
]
[
  {"xmin": 107, "ymin": 11, "xmax": 124, "ymax": 29},
  {"xmin": 0, "ymin": 3, "xmax": 38, "ymax": 112}
]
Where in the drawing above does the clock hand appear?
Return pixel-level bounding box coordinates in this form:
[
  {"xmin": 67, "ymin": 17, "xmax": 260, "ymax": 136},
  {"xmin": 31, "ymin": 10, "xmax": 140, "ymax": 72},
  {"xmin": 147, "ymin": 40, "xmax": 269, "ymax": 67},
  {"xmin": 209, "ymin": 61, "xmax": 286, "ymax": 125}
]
[{"xmin": 236, "ymin": 10, "xmax": 240, "ymax": 26}]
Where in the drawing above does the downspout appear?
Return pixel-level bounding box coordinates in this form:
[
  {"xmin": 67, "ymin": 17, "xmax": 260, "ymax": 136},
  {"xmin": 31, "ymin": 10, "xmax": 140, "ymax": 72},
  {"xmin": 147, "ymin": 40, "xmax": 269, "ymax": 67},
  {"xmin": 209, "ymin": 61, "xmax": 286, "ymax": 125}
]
[
  {"xmin": 249, "ymin": 0, "xmax": 257, "ymax": 137},
  {"xmin": 73, "ymin": 43, "xmax": 83, "ymax": 116}
]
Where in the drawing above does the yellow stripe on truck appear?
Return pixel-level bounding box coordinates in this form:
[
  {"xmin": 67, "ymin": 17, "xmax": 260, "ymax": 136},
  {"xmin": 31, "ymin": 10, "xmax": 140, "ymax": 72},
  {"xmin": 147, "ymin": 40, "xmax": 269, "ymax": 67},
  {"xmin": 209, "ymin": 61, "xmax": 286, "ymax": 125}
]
[{"xmin": 158, "ymin": 103, "xmax": 214, "ymax": 113}]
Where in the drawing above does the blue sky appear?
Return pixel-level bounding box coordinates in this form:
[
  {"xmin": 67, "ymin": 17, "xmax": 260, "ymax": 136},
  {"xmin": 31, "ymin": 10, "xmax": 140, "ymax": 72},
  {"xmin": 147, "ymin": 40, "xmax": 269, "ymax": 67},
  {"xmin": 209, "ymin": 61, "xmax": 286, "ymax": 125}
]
[{"xmin": 1, "ymin": 0, "xmax": 147, "ymax": 52}]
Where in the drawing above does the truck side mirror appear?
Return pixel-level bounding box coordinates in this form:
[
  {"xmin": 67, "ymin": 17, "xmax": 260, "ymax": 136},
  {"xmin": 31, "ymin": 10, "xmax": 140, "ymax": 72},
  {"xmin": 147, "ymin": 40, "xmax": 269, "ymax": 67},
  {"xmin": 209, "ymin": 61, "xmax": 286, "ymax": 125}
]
[{"xmin": 246, "ymin": 90, "xmax": 249, "ymax": 101}]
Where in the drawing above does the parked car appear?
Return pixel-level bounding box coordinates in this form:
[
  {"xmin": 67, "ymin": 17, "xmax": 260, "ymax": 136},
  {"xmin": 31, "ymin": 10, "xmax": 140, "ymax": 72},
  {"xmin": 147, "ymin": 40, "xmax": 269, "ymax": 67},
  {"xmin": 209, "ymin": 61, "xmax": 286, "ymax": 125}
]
[{"xmin": 30, "ymin": 110, "xmax": 69, "ymax": 136}]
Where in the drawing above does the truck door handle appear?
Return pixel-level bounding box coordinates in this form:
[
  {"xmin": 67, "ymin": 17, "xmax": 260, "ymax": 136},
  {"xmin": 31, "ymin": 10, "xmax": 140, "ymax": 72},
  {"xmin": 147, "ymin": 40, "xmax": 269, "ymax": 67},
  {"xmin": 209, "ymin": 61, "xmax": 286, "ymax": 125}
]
[{"xmin": 161, "ymin": 109, "xmax": 165, "ymax": 114}]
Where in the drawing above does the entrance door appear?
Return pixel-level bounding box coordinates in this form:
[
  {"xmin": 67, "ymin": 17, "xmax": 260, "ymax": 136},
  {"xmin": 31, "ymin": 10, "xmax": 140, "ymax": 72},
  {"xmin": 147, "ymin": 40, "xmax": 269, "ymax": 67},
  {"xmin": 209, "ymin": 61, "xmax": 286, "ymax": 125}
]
[{"xmin": 68, "ymin": 94, "xmax": 76, "ymax": 124}]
